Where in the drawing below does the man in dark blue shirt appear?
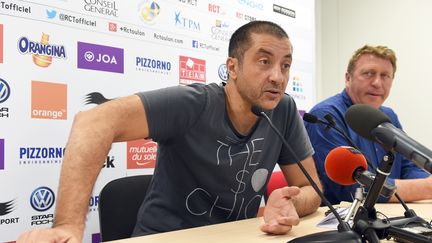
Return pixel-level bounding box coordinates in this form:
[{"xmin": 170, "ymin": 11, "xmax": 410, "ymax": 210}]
[{"xmin": 305, "ymin": 45, "xmax": 431, "ymax": 205}]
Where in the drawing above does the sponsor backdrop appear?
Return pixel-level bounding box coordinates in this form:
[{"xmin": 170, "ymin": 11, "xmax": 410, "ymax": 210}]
[{"xmin": 0, "ymin": 0, "xmax": 315, "ymax": 242}]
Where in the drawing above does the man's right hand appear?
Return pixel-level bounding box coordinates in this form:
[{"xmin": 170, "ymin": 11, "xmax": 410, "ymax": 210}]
[{"xmin": 17, "ymin": 226, "xmax": 81, "ymax": 243}]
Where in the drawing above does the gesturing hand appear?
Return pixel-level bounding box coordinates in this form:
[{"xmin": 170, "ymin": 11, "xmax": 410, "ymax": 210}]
[{"xmin": 260, "ymin": 186, "xmax": 300, "ymax": 235}]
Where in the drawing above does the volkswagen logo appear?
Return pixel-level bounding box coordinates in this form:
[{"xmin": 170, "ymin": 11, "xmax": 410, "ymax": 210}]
[
  {"xmin": 0, "ymin": 78, "xmax": 11, "ymax": 103},
  {"xmin": 218, "ymin": 64, "xmax": 228, "ymax": 81},
  {"xmin": 30, "ymin": 186, "xmax": 55, "ymax": 212}
]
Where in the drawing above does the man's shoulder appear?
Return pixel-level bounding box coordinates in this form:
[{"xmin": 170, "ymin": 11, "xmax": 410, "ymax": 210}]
[
  {"xmin": 309, "ymin": 93, "xmax": 344, "ymax": 113},
  {"xmin": 379, "ymin": 105, "xmax": 399, "ymax": 122}
]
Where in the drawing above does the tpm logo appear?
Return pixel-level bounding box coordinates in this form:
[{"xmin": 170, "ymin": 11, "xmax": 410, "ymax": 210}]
[
  {"xmin": 31, "ymin": 81, "xmax": 67, "ymax": 120},
  {"xmin": 179, "ymin": 55, "xmax": 206, "ymax": 85},
  {"xmin": 77, "ymin": 41, "xmax": 124, "ymax": 73},
  {"xmin": 174, "ymin": 11, "xmax": 200, "ymax": 32},
  {"xmin": 30, "ymin": 186, "xmax": 55, "ymax": 212}
]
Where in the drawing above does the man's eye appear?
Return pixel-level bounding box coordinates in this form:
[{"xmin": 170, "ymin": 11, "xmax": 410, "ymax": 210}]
[
  {"xmin": 259, "ymin": 59, "xmax": 269, "ymax": 65},
  {"xmin": 381, "ymin": 74, "xmax": 391, "ymax": 80},
  {"xmin": 363, "ymin": 71, "xmax": 374, "ymax": 78}
]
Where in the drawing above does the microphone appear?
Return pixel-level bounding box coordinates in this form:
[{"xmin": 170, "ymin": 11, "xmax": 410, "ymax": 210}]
[
  {"xmin": 324, "ymin": 114, "xmax": 336, "ymax": 128},
  {"xmin": 325, "ymin": 146, "xmax": 395, "ymax": 198},
  {"xmin": 303, "ymin": 113, "xmax": 359, "ymax": 150},
  {"xmin": 325, "ymin": 146, "xmax": 368, "ymax": 185},
  {"xmin": 251, "ymin": 105, "xmax": 361, "ymax": 243},
  {"xmin": 345, "ymin": 104, "xmax": 432, "ymax": 173}
]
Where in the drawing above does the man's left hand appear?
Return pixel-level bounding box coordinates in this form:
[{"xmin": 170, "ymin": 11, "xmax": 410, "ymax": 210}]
[{"xmin": 260, "ymin": 186, "xmax": 300, "ymax": 234}]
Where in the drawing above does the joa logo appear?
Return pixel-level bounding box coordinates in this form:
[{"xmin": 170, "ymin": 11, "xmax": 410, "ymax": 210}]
[
  {"xmin": 30, "ymin": 186, "xmax": 55, "ymax": 212},
  {"xmin": 77, "ymin": 41, "xmax": 124, "ymax": 73}
]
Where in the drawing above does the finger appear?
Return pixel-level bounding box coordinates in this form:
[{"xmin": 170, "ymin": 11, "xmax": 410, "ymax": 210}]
[
  {"xmin": 279, "ymin": 186, "xmax": 301, "ymax": 198},
  {"xmin": 260, "ymin": 222, "xmax": 293, "ymax": 235},
  {"xmin": 276, "ymin": 215, "xmax": 300, "ymax": 226}
]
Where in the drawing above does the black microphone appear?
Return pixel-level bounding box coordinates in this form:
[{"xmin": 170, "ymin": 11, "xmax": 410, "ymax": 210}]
[
  {"xmin": 304, "ymin": 112, "xmax": 396, "ymax": 197},
  {"xmin": 303, "ymin": 113, "xmax": 359, "ymax": 150},
  {"xmin": 345, "ymin": 104, "xmax": 432, "ymax": 173},
  {"xmin": 251, "ymin": 105, "xmax": 361, "ymax": 243},
  {"xmin": 324, "ymin": 114, "xmax": 336, "ymax": 127}
]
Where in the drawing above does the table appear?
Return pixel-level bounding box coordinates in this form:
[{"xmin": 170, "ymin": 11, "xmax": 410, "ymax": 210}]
[{"xmin": 109, "ymin": 201, "xmax": 431, "ymax": 243}]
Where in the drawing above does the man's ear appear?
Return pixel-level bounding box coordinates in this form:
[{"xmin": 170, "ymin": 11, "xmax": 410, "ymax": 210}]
[
  {"xmin": 226, "ymin": 57, "xmax": 238, "ymax": 80},
  {"xmin": 345, "ymin": 72, "xmax": 351, "ymax": 86}
]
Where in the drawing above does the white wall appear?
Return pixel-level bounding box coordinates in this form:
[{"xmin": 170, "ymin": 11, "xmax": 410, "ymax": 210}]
[{"xmin": 317, "ymin": 0, "xmax": 432, "ymax": 149}]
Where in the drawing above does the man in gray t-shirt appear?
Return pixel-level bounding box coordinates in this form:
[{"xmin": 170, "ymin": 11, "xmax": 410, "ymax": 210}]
[
  {"xmin": 133, "ymin": 82, "xmax": 314, "ymax": 235},
  {"xmin": 18, "ymin": 21, "xmax": 322, "ymax": 242}
]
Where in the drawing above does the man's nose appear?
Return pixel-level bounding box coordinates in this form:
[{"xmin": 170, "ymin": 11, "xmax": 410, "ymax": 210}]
[
  {"xmin": 269, "ymin": 66, "xmax": 285, "ymax": 84},
  {"xmin": 371, "ymin": 75, "xmax": 383, "ymax": 87}
]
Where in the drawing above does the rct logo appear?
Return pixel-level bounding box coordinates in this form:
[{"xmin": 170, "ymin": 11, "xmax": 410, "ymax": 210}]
[
  {"xmin": 30, "ymin": 186, "xmax": 55, "ymax": 212},
  {"xmin": 0, "ymin": 78, "xmax": 11, "ymax": 103}
]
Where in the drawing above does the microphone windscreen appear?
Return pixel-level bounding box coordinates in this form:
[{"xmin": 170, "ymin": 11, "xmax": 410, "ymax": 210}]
[
  {"xmin": 324, "ymin": 146, "xmax": 368, "ymax": 185},
  {"xmin": 303, "ymin": 113, "xmax": 319, "ymax": 123},
  {"xmin": 344, "ymin": 104, "xmax": 391, "ymax": 140}
]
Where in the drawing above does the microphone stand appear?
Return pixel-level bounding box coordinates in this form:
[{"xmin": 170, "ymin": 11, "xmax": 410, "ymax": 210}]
[
  {"xmin": 351, "ymin": 152, "xmax": 432, "ymax": 243},
  {"xmin": 344, "ymin": 187, "xmax": 364, "ymax": 224},
  {"xmin": 304, "ymin": 113, "xmax": 432, "ymax": 242},
  {"xmin": 352, "ymin": 151, "xmax": 395, "ymax": 242},
  {"xmin": 306, "ymin": 113, "xmax": 428, "ymax": 231},
  {"xmin": 255, "ymin": 109, "xmax": 361, "ymax": 243}
]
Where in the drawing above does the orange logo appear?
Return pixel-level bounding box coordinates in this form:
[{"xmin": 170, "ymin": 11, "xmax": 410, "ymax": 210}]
[
  {"xmin": 127, "ymin": 139, "xmax": 157, "ymax": 169},
  {"xmin": 31, "ymin": 81, "xmax": 67, "ymax": 120},
  {"xmin": 0, "ymin": 24, "xmax": 3, "ymax": 63}
]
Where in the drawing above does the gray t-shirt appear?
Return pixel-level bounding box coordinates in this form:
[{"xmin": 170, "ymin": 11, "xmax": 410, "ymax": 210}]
[{"xmin": 132, "ymin": 82, "xmax": 313, "ymax": 236}]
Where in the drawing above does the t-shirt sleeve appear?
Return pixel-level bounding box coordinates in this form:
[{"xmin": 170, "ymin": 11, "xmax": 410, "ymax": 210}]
[
  {"xmin": 278, "ymin": 95, "xmax": 314, "ymax": 165},
  {"xmin": 136, "ymin": 84, "xmax": 207, "ymax": 142}
]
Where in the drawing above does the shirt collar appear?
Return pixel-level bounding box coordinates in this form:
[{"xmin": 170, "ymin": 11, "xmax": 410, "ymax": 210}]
[{"xmin": 341, "ymin": 89, "xmax": 353, "ymax": 107}]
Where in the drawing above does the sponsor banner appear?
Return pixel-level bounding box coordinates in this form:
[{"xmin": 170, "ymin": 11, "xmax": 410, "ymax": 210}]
[
  {"xmin": 179, "ymin": 56, "xmax": 206, "ymax": 85},
  {"xmin": 77, "ymin": 41, "xmax": 124, "ymax": 73},
  {"xmin": 17, "ymin": 33, "xmax": 67, "ymax": 68},
  {"xmin": 0, "ymin": 24, "xmax": 3, "ymax": 63},
  {"xmin": 31, "ymin": 81, "xmax": 67, "ymax": 120},
  {"xmin": 0, "ymin": 139, "xmax": 4, "ymax": 170},
  {"xmin": 273, "ymin": 4, "xmax": 295, "ymax": 18},
  {"xmin": 127, "ymin": 139, "xmax": 157, "ymax": 169},
  {"xmin": 83, "ymin": 0, "xmax": 118, "ymax": 17}
]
